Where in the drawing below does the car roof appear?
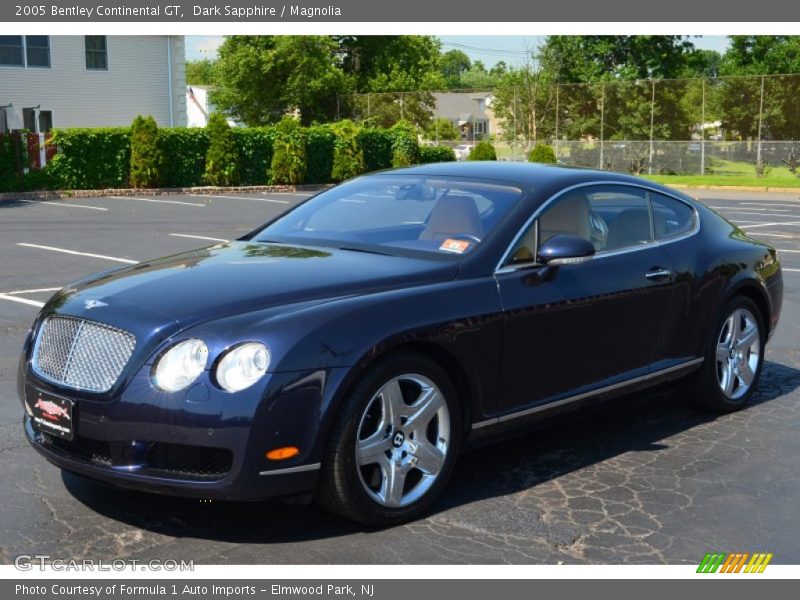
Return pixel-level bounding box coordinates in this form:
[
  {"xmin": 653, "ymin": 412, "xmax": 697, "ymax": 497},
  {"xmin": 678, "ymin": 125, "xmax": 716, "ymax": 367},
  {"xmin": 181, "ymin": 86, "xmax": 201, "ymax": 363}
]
[{"xmin": 376, "ymin": 161, "xmax": 664, "ymax": 191}]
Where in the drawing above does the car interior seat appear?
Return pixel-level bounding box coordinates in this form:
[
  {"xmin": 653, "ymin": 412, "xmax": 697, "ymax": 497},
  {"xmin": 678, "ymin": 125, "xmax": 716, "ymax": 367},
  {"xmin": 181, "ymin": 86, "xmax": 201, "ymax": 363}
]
[
  {"xmin": 606, "ymin": 208, "xmax": 652, "ymax": 249},
  {"xmin": 419, "ymin": 194, "xmax": 482, "ymax": 241}
]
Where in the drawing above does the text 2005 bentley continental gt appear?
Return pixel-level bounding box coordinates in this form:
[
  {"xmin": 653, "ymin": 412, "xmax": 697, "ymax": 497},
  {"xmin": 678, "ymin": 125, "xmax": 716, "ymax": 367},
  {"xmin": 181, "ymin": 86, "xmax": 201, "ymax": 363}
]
[{"xmin": 19, "ymin": 162, "xmax": 783, "ymax": 525}]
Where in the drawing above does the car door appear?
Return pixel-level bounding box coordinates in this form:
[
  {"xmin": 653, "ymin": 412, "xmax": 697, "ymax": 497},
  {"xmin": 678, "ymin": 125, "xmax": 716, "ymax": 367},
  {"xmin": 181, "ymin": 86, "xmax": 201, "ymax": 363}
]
[{"xmin": 494, "ymin": 184, "xmax": 677, "ymax": 415}]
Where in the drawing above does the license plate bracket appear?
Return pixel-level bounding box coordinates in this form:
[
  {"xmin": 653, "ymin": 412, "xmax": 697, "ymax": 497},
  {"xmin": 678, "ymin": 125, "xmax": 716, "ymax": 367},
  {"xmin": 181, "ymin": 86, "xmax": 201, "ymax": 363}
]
[{"xmin": 26, "ymin": 386, "xmax": 74, "ymax": 441}]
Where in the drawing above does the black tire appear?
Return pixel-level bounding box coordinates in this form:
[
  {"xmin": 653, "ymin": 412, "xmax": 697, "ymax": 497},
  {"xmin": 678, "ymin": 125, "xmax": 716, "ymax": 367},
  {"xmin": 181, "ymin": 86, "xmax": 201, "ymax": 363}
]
[
  {"xmin": 315, "ymin": 352, "xmax": 462, "ymax": 526},
  {"xmin": 681, "ymin": 296, "xmax": 765, "ymax": 413}
]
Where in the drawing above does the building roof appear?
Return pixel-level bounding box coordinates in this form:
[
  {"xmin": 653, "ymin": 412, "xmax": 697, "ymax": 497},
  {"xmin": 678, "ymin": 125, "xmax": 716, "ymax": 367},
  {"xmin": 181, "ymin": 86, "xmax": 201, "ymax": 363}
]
[{"xmin": 433, "ymin": 92, "xmax": 491, "ymax": 122}]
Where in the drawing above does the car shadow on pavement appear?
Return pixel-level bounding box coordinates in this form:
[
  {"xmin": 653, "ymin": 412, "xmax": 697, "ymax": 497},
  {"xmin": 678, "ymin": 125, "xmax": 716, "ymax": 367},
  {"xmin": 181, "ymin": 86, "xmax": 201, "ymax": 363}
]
[{"xmin": 62, "ymin": 359, "xmax": 800, "ymax": 543}]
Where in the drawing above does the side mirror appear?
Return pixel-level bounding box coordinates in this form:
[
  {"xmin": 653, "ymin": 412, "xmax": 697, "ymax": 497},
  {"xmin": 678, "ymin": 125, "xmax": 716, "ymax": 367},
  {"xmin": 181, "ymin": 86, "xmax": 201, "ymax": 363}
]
[{"xmin": 538, "ymin": 234, "xmax": 595, "ymax": 266}]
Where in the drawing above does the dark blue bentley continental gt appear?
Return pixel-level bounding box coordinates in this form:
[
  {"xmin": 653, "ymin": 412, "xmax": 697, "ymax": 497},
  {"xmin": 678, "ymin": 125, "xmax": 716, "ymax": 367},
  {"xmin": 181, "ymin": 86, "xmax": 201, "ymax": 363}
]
[{"xmin": 19, "ymin": 162, "xmax": 783, "ymax": 525}]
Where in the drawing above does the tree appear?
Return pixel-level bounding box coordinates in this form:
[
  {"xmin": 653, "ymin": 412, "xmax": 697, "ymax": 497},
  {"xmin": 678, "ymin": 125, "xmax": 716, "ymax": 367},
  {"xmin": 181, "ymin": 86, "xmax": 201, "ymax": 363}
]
[
  {"xmin": 129, "ymin": 115, "xmax": 162, "ymax": 188},
  {"xmin": 424, "ymin": 118, "xmax": 460, "ymax": 141},
  {"xmin": 204, "ymin": 112, "xmax": 239, "ymax": 186},
  {"xmin": 211, "ymin": 36, "xmax": 347, "ymax": 126},
  {"xmin": 185, "ymin": 59, "xmax": 216, "ymax": 85},
  {"xmin": 718, "ymin": 36, "xmax": 800, "ymax": 139},
  {"xmin": 440, "ymin": 50, "xmax": 471, "ymax": 88}
]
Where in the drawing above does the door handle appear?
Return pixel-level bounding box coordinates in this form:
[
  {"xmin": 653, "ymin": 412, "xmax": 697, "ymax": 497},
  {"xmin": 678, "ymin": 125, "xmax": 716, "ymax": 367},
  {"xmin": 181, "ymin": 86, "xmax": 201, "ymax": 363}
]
[{"xmin": 645, "ymin": 267, "xmax": 672, "ymax": 281}]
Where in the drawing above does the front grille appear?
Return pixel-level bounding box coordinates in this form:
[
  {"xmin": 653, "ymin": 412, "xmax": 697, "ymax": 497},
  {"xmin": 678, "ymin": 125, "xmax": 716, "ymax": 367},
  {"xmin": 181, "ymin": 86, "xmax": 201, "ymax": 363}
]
[
  {"xmin": 146, "ymin": 443, "xmax": 234, "ymax": 479},
  {"xmin": 39, "ymin": 432, "xmax": 232, "ymax": 481},
  {"xmin": 32, "ymin": 316, "xmax": 136, "ymax": 393}
]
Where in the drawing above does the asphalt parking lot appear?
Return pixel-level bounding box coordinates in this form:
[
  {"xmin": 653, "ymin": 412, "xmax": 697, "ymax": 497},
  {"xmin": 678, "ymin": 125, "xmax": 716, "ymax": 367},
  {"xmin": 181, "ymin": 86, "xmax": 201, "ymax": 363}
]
[{"xmin": 1, "ymin": 188, "xmax": 799, "ymax": 565}]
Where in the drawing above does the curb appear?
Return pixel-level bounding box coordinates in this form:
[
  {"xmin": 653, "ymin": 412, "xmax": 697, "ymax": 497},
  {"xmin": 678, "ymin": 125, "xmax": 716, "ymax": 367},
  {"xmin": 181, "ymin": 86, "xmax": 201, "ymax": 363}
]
[{"xmin": 0, "ymin": 184, "xmax": 333, "ymax": 202}]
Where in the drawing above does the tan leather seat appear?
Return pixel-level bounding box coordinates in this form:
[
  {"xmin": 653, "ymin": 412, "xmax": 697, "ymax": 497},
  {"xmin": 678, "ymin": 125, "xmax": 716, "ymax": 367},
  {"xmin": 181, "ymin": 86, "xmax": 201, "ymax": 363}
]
[
  {"xmin": 538, "ymin": 193, "xmax": 592, "ymax": 244},
  {"xmin": 419, "ymin": 195, "xmax": 482, "ymax": 241}
]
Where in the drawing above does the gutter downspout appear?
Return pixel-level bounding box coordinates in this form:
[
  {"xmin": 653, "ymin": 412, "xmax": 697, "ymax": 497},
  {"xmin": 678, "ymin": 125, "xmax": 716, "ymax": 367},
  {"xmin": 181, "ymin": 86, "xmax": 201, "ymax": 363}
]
[{"xmin": 166, "ymin": 36, "xmax": 174, "ymax": 127}]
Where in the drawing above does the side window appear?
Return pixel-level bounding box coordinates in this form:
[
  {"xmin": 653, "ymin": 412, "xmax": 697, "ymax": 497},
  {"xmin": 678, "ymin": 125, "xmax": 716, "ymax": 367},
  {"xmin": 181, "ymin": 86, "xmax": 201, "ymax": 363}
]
[
  {"xmin": 584, "ymin": 187, "xmax": 652, "ymax": 252},
  {"xmin": 650, "ymin": 193, "xmax": 696, "ymax": 240}
]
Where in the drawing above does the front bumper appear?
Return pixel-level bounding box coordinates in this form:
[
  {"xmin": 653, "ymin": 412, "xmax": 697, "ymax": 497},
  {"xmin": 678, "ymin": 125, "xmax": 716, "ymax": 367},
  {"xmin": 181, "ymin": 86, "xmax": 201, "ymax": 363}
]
[{"xmin": 20, "ymin": 362, "xmax": 349, "ymax": 501}]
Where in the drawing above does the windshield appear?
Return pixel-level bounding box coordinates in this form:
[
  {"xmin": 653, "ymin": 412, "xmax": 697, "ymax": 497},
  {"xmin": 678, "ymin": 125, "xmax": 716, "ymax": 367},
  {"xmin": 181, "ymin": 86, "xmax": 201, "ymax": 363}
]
[{"xmin": 254, "ymin": 175, "xmax": 524, "ymax": 258}]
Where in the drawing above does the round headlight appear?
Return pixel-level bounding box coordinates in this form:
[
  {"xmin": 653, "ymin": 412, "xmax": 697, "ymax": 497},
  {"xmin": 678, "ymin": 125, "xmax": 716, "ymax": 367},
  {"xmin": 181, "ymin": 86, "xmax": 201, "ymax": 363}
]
[
  {"xmin": 215, "ymin": 342, "xmax": 270, "ymax": 392},
  {"xmin": 152, "ymin": 339, "xmax": 208, "ymax": 392}
]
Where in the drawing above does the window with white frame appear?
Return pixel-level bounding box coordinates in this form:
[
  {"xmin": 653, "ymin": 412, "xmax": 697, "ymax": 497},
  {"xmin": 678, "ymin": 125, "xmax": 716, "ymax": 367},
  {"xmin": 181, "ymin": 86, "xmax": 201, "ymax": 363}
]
[
  {"xmin": 85, "ymin": 36, "xmax": 108, "ymax": 70},
  {"xmin": 0, "ymin": 36, "xmax": 49, "ymax": 68}
]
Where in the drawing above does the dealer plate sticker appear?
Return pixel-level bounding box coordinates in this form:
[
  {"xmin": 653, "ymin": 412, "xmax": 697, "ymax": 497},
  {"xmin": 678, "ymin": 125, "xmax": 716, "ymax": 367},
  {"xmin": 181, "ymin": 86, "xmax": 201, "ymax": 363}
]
[{"xmin": 27, "ymin": 388, "xmax": 74, "ymax": 441}]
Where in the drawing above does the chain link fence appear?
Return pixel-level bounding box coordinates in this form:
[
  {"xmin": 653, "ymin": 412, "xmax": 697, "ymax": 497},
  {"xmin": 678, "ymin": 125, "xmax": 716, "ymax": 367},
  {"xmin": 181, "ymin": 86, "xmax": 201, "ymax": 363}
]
[{"xmin": 337, "ymin": 74, "xmax": 800, "ymax": 177}]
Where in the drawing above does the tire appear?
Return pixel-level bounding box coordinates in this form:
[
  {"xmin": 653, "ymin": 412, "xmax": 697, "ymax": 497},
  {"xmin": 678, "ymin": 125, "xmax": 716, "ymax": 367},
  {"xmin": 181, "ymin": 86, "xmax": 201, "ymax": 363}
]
[
  {"xmin": 316, "ymin": 353, "xmax": 462, "ymax": 526},
  {"xmin": 682, "ymin": 296, "xmax": 765, "ymax": 413}
]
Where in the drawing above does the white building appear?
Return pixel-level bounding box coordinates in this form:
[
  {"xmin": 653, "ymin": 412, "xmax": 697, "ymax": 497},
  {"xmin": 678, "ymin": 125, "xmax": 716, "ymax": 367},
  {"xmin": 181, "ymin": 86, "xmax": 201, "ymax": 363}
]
[
  {"xmin": 186, "ymin": 85, "xmax": 239, "ymax": 128},
  {"xmin": 0, "ymin": 35, "xmax": 187, "ymax": 133}
]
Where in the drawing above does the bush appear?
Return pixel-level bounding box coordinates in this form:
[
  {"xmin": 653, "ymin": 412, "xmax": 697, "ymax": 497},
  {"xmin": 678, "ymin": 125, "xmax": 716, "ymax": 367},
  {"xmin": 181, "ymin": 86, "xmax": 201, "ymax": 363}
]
[
  {"xmin": 232, "ymin": 127, "xmax": 274, "ymax": 185},
  {"xmin": 270, "ymin": 117, "xmax": 306, "ymax": 185},
  {"xmin": 128, "ymin": 116, "xmax": 162, "ymax": 188},
  {"xmin": 419, "ymin": 145, "xmax": 456, "ymax": 163},
  {"xmin": 358, "ymin": 128, "xmax": 393, "ymax": 172},
  {"xmin": 390, "ymin": 120, "xmax": 421, "ymax": 167},
  {"xmin": 468, "ymin": 141, "xmax": 497, "ymax": 161},
  {"xmin": 204, "ymin": 113, "xmax": 240, "ymax": 186},
  {"xmin": 158, "ymin": 128, "xmax": 209, "ymax": 187},
  {"xmin": 0, "ymin": 133, "xmax": 24, "ymax": 192},
  {"xmin": 425, "ymin": 118, "xmax": 460, "ymax": 141},
  {"xmin": 330, "ymin": 120, "xmax": 365, "ymax": 182},
  {"xmin": 305, "ymin": 125, "xmax": 336, "ymax": 184},
  {"xmin": 528, "ymin": 144, "xmax": 557, "ymax": 164},
  {"xmin": 46, "ymin": 128, "xmax": 130, "ymax": 189}
]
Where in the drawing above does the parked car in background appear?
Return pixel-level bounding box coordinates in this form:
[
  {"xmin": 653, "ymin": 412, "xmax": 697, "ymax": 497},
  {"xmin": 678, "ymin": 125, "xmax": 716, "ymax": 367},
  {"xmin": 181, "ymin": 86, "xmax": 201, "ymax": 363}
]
[{"xmin": 454, "ymin": 144, "xmax": 474, "ymax": 161}]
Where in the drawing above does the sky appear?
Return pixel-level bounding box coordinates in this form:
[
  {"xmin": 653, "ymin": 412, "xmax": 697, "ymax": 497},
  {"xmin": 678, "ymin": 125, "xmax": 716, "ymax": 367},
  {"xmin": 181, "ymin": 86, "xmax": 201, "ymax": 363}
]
[{"xmin": 185, "ymin": 35, "xmax": 732, "ymax": 66}]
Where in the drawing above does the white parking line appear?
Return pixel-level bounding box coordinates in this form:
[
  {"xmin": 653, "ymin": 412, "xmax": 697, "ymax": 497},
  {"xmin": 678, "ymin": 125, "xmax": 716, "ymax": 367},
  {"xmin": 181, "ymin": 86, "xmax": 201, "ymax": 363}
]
[
  {"xmin": 16, "ymin": 199, "xmax": 109, "ymax": 211},
  {"xmin": 778, "ymin": 249, "xmax": 800, "ymax": 254},
  {"xmin": 108, "ymin": 195, "xmax": 205, "ymax": 207},
  {"xmin": 711, "ymin": 206, "xmax": 791, "ymax": 213},
  {"xmin": 170, "ymin": 233, "xmax": 229, "ymax": 243},
  {"xmin": 189, "ymin": 194, "xmax": 289, "ymax": 204},
  {"xmin": 0, "ymin": 293, "xmax": 45, "ymax": 308},
  {"xmin": 740, "ymin": 220, "xmax": 800, "ymax": 230},
  {"xmin": 17, "ymin": 243, "xmax": 139, "ymax": 264},
  {"xmin": 263, "ymin": 192, "xmax": 312, "ymax": 197},
  {"xmin": 783, "ymin": 268, "xmax": 800, "ymax": 273},
  {"xmin": 753, "ymin": 232, "xmax": 797, "ymax": 239},
  {"xmin": 740, "ymin": 202, "xmax": 800, "ymax": 209},
  {"xmin": 6, "ymin": 287, "xmax": 61, "ymax": 294}
]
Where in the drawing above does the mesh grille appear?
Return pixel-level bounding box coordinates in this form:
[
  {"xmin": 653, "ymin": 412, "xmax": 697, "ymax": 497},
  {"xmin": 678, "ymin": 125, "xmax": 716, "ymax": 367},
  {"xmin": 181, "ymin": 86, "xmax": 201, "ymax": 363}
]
[{"xmin": 32, "ymin": 316, "xmax": 136, "ymax": 393}]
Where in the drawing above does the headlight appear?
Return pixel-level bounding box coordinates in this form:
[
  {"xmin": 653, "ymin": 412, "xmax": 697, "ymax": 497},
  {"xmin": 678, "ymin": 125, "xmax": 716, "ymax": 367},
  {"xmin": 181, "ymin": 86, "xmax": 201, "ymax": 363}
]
[
  {"xmin": 215, "ymin": 342, "xmax": 270, "ymax": 392},
  {"xmin": 152, "ymin": 339, "xmax": 208, "ymax": 392}
]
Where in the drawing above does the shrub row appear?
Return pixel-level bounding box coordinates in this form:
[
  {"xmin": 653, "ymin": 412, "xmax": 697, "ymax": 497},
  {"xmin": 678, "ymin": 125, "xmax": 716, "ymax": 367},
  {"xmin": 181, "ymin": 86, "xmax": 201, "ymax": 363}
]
[{"xmin": 5, "ymin": 117, "xmax": 462, "ymax": 191}]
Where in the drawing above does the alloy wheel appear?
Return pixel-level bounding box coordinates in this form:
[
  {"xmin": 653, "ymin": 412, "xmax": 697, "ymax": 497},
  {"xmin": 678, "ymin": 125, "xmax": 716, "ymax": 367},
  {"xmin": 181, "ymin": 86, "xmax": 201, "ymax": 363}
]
[
  {"xmin": 355, "ymin": 374, "xmax": 450, "ymax": 508},
  {"xmin": 716, "ymin": 307, "xmax": 761, "ymax": 400}
]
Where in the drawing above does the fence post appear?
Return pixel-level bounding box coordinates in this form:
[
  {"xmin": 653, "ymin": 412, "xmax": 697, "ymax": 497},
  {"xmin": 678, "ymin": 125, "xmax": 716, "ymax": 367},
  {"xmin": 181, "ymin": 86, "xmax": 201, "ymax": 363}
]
[
  {"xmin": 599, "ymin": 83, "xmax": 605, "ymax": 170},
  {"xmin": 400, "ymin": 92, "xmax": 405, "ymax": 122},
  {"xmin": 367, "ymin": 93, "xmax": 371, "ymax": 120},
  {"xmin": 649, "ymin": 80, "xmax": 655, "ymax": 175},
  {"xmin": 434, "ymin": 93, "xmax": 439, "ymax": 146},
  {"xmin": 554, "ymin": 84, "xmax": 559, "ymax": 160},
  {"xmin": 513, "ymin": 86, "xmax": 518, "ymax": 161},
  {"xmin": 700, "ymin": 78, "xmax": 706, "ymax": 175},
  {"xmin": 756, "ymin": 75, "xmax": 765, "ymax": 168}
]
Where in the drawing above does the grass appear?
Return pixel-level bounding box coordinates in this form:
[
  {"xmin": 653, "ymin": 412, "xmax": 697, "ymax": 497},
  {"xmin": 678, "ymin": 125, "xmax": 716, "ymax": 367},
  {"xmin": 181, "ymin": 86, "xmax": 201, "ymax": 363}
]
[{"xmin": 644, "ymin": 159, "xmax": 800, "ymax": 188}]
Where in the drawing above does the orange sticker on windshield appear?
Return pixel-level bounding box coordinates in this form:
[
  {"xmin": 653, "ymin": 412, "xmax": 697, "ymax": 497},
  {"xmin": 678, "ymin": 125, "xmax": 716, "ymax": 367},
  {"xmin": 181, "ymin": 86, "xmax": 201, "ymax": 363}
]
[{"xmin": 439, "ymin": 239, "xmax": 471, "ymax": 254}]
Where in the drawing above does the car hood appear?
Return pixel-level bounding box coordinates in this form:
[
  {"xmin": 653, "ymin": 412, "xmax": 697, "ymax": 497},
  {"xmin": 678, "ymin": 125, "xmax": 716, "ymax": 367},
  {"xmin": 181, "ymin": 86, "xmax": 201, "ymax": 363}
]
[{"xmin": 50, "ymin": 241, "xmax": 459, "ymax": 330}]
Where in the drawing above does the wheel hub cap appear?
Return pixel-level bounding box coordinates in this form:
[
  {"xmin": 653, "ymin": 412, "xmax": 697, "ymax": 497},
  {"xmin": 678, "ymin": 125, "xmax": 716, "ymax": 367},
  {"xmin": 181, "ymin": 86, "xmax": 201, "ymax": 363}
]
[{"xmin": 716, "ymin": 307, "xmax": 761, "ymax": 400}]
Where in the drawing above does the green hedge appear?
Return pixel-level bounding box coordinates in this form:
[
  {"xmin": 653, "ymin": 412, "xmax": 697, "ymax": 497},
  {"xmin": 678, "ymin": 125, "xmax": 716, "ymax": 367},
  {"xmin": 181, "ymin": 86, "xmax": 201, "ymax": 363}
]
[
  {"xmin": 528, "ymin": 144, "xmax": 557, "ymax": 164},
  {"xmin": 24, "ymin": 121, "xmax": 422, "ymax": 191},
  {"xmin": 468, "ymin": 141, "xmax": 497, "ymax": 161},
  {"xmin": 46, "ymin": 128, "xmax": 131, "ymax": 189},
  {"xmin": 420, "ymin": 145, "xmax": 457, "ymax": 163},
  {"xmin": 0, "ymin": 134, "xmax": 22, "ymax": 192}
]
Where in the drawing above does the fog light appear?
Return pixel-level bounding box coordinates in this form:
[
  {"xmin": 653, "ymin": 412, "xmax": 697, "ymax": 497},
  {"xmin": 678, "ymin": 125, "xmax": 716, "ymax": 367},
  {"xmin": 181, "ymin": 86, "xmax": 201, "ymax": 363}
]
[{"xmin": 266, "ymin": 446, "xmax": 300, "ymax": 460}]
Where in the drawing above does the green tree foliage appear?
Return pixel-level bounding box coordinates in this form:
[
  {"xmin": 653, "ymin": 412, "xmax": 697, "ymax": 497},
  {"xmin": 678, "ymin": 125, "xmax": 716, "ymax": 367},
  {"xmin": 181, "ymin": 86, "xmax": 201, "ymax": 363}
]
[
  {"xmin": 270, "ymin": 117, "xmax": 307, "ymax": 184},
  {"xmin": 718, "ymin": 36, "xmax": 800, "ymax": 139},
  {"xmin": 468, "ymin": 141, "xmax": 497, "ymax": 161},
  {"xmin": 204, "ymin": 112, "xmax": 240, "ymax": 186},
  {"xmin": 330, "ymin": 120, "xmax": 364, "ymax": 182},
  {"xmin": 390, "ymin": 120, "xmax": 421, "ymax": 167},
  {"xmin": 440, "ymin": 50, "xmax": 471, "ymax": 88},
  {"xmin": 424, "ymin": 117, "xmax": 460, "ymax": 141},
  {"xmin": 528, "ymin": 144, "xmax": 557, "ymax": 163},
  {"xmin": 185, "ymin": 59, "xmax": 216, "ymax": 85},
  {"xmin": 419, "ymin": 145, "xmax": 456, "ymax": 163},
  {"xmin": 212, "ymin": 36, "xmax": 346, "ymax": 126},
  {"xmin": 129, "ymin": 115, "xmax": 162, "ymax": 188}
]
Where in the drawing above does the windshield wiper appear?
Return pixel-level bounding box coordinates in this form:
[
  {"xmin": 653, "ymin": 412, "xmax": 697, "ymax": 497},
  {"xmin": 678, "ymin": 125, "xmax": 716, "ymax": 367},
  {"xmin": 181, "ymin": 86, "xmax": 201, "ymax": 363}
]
[{"xmin": 337, "ymin": 246, "xmax": 393, "ymax": 257}]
